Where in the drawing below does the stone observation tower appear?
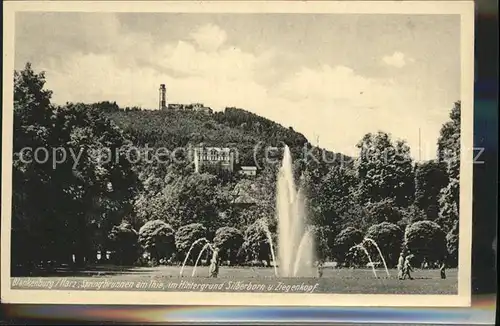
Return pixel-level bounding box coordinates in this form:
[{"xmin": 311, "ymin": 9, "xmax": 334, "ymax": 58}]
[{"xmin": 159, "ymin": 84, "xmax": 167, "ymax": 110}]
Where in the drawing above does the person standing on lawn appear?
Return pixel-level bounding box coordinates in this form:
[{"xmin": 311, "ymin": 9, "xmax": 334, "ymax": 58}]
[
  {"xmin": 397, "ymin": 252, "xmax": 405, "ymax": 280},
  {"xmin": 402, "ymin": 254, "xmax": 414, "ymax": 280},
  {"xmin": 209, "ymin": 247, "xmax": 220, "ymax": 278},
  {"xmin": 316, "ymin": 260, "xmax": 324, "ymax": 278},
  {"xmin": 439, "ymin": 261, "xmax": 447, "ymax": 279}
]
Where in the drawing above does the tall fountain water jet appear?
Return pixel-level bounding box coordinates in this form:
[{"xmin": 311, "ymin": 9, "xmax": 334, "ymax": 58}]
[{"xmin": 276, "ymin": 145, "xmax": 314, "ymax": 277}]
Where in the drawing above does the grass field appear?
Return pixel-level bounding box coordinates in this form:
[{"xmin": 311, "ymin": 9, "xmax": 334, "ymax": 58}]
[{"xmin": 11, "ymin": 265, "xmax": 458, "ymax": 294}]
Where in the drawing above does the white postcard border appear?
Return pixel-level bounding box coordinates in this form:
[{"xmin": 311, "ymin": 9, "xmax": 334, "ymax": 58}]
[{"xmin": 1, "ymin": 0, "xmax": 474, "ymax": 307}]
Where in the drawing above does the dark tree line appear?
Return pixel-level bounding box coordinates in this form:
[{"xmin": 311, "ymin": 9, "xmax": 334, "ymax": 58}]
[{"xmin": 12, "ymin": 64, "xmax": 139, "ymax": 272}]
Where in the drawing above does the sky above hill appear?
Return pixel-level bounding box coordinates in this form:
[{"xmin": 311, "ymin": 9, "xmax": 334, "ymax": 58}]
[{"xmin": 15, "ymin": 12, "xmax": 461, "ymax": 160}]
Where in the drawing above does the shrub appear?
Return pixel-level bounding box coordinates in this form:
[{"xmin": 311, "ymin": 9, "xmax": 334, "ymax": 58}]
[
  {"xmin": 242, "ymin": 221, "xmax": 273, "ymax": 265},
  {"xmin": 346, "ymin": 245, "xmax": 369, "ymax": 267},
  {"xmin": 404, "ymin": 220, "xmax": 447, "ymax": 266},
  {"xmin": 213, "ymin": 226, "xmax": 244, "ymax": 265},
  {"xmin": 175, "ymin": 223, "xmax": 208, "ymax": 264},
  {"xmin": 138, "ymin": 220, "xmax": 176, "ymax": 261},
  {"xmin": 364, "ymin": 222, "xmax": 403, "ymax": 268},
  {"xmin": 333, "ymin": 227, "xmax": 363, "ymax": 266},
  {"xmin": 108, "ymin": 221, "xmax": 139, "ymax": 265}
]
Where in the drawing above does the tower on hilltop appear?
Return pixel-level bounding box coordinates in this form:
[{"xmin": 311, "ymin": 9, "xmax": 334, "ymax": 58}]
[{"xmin": 159, "ymin": 84, "xmax": 167, "ymax": 110}]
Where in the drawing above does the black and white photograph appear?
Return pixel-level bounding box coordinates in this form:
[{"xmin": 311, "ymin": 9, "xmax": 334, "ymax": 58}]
[{"xmin": 1, "ymin": 1, "xmax": 474, "ymax": 306}]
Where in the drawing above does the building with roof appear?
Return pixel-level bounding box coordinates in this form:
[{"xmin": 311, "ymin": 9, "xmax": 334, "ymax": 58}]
[
  {"xmin": 159, "ymin": 84, "xmax": 213, "ymax": 114},
  {"xmin": 192, "ymin": 146, "xmax": 236, "ymax": 173},
  {"xmin": 239, "ymin": 166, "xmax": 257, "ymax": 177}
]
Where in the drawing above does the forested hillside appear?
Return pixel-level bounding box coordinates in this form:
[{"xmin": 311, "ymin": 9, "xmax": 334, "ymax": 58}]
[{"xmin": 95, "ymin": 101, "xmax": 347, "ymax": 168}]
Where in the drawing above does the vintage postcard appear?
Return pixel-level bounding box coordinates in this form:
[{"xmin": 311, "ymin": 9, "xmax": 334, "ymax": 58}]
[{"xmin": 2, "ymin": 1, "xmax": 474, "ymax": 306}]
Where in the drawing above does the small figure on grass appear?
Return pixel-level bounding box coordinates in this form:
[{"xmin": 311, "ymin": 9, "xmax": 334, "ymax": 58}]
[
  {"xmin": 397, "ymin": 252, "xmax": 405, "ymax": 280},
  {"xmin": 421, "ymin": 258, "xmax": 429, "ymax": 269},
  {"xmin": 316, "ymin": 260, "xmax": 324, "ymax": 278},
  {"xmin": 209, "ymin": 247, "xmax": 220, "ymax": 278},
  {"xmin": 439, "ymin": 261, "xmax": 447, "ymax": 279},
  {"xmin": 402, "ymin": 254, "xmax": 414, "ymax": 280}
]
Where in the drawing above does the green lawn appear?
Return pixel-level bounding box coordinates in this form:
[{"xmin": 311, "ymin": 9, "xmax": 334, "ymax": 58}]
[{"xmin": 11, "ymin": 265, "xmax": 458, "ymax": 294}]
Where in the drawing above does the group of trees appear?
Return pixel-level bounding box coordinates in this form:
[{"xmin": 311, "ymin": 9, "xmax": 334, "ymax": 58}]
[
  {"xmin": 107, "ymin": 219, "xmax": 274, "ymax": 268},
  {"xmin": 104, "ymin": 218, "xmax": 450, "ymax": 270},
  {"xmin": 12, "ymin": 64, "xmax": 139, "ymax": 271},
  {"xmin": 329, "ymin": 219, "xmax": 449, "ymax": 269},
  {"xmin": 11, "ymin": 63, "xmax": 461, "ymax": 275}
]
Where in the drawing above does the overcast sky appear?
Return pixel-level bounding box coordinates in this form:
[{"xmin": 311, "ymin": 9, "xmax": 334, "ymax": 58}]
[{"xmin": 15, "ymin": 12, "xmax": 461, "ymax": 160}]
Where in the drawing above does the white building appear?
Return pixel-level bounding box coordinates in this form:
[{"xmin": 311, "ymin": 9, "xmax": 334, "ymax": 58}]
[
  {"xmin": 166, "ymin": 102, "xmax": 213, "ymax": 114},
  {"xmin": 239, "ymin": 166, "xmax": 257, "ymax": 177},
  {"xmin": 192, "ymin": 103, "xmax": 213, "ymax": 114},
  {"xmin": 158, "ymin": 85, "xmax": 212, "ymax": 113},
  {"xmin": 193, "ymin": 146, "xmax": 236, "ymax": 173}
]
